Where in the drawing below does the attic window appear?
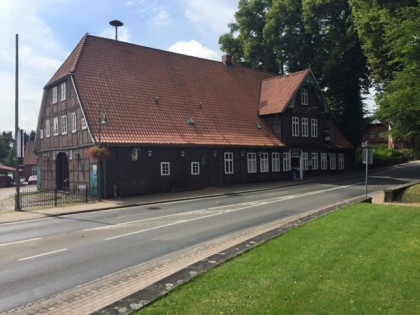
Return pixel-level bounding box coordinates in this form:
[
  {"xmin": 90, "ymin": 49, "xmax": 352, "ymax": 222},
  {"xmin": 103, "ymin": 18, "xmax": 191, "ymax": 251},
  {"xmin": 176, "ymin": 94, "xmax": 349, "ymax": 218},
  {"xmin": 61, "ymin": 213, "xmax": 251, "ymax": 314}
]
[
  {"xmin": 155, "ymin": 97, "xmax": 159, "ymax": 105},
  {"xmin": 187, "ymin": 117, "xmax": 196, "ymax": 125},
  {"xmin": 301, "ymin": 88, "xmax": 308, "ymax": 105}
]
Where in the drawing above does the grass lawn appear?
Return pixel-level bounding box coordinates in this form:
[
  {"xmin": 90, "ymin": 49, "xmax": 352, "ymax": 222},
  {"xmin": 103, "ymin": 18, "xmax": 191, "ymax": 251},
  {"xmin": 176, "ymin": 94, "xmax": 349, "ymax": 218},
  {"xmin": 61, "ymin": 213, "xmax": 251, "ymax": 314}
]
[
  {"xmin": 137, "ymin": 203, "xmax": 419, "ymax": 315},
  {"xmin": 399, "ymin": 184, "xmax": 420, "ymax": 203}
]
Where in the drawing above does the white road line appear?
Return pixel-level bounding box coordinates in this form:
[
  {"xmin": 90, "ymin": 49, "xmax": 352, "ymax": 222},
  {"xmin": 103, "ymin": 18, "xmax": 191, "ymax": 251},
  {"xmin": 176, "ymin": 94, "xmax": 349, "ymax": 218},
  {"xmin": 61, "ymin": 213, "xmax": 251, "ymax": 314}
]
[
  {"xmin": 18, "ymin": 248, "xmax": 68, "ymax": 261},
  {"xmin": 100, "ymin": 184, "xmax": 354, "ymax": 240},
  {"xmin": 0, "ymin": 237, "xmax": 42, "ymax": 247}
]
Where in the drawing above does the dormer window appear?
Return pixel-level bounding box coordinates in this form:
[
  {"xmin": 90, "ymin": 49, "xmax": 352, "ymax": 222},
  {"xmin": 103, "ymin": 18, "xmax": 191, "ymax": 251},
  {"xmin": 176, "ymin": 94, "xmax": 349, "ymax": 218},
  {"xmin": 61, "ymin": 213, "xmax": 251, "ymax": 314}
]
[{"xmin": 301, "ymin": 88, "xmax": 308, "ymax": 105}]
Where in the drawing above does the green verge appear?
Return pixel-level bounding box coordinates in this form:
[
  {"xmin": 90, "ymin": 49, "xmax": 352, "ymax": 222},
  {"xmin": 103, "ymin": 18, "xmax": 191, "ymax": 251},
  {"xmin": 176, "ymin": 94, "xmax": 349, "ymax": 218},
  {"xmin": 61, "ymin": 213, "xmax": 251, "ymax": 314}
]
[
  {"xmin": 136, "ymin": 203, "xmax": 420, "ymax": 315},
  {"xmin": 399, "ymin": 184, "xmax": 420, "ymax": 203}
]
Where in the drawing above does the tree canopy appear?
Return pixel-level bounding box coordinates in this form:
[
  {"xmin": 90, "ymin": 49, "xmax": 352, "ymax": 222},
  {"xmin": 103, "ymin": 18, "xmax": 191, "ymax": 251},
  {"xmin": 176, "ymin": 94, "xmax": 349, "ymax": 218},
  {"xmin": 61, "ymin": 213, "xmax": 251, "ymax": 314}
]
[
  {"xmin": 350, "ymin": 0, "xmax": 420, "ymax": 149},
  {"xmin": 219, "ymin": 0, "xmax": 370, "ymax": 145}
]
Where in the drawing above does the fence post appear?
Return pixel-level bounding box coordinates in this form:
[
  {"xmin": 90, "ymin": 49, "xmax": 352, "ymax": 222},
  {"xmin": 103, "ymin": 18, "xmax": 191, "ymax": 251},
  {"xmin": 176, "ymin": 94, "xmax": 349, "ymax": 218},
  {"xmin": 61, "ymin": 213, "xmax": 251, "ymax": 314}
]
[
  {"xmin": 85, "ymin": 187, "xmax": 88, "ymax": 203},
  {"xmin": 54, "ymin": 189, "xmax": 57, "ymax": 207}
]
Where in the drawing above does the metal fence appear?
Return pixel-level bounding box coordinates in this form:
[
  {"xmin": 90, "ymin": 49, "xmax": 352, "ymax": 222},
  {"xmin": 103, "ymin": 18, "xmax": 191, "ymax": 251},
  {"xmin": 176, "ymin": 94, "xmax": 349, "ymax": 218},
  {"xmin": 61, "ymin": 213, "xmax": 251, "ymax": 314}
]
[{"xmin": 18, "ymin": 186, "xmax": 98, "ymax": 210}]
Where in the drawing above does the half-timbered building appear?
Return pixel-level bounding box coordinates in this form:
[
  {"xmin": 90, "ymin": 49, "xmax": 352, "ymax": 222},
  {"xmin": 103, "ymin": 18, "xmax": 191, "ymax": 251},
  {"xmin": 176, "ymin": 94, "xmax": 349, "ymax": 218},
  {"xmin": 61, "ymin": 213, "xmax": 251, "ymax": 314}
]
[{"xmin": 34, "ymin": 35, "xmax": 353, "ymax": 197}]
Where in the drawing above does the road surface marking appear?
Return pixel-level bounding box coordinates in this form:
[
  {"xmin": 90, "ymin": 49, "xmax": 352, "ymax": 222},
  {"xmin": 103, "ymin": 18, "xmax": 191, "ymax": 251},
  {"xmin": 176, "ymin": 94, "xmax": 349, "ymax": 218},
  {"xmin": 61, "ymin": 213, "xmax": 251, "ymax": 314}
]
[
  {"xmin": 97, "ymin": 184, "xmax": 353, "ymax": 240},
  {"xmin": 19, "ymin": 248, "xmax": 68, "ymax": 261},
  {"xmin": 0, "ymin": 237, "xmax": 42, "ymax": 247}
]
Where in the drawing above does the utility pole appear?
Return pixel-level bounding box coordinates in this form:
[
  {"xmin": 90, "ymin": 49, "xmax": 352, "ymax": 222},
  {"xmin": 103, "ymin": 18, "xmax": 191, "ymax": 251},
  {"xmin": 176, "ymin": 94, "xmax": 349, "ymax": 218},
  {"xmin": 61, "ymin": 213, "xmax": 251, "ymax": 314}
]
[{"xmin": 15, "ymin": 34, "xmax": 21, "ymax": 210}]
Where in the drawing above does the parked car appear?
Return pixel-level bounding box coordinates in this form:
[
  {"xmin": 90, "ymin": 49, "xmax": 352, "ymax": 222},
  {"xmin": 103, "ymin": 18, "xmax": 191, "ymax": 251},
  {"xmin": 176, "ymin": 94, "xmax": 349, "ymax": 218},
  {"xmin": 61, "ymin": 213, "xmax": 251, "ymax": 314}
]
[
  {"xmin": 0, "ymin": 175, "xmax": 14, "ymax": 187},
  {"xmin": 28, "ymin": 175, "xmax": 37, "ymax": 185}
]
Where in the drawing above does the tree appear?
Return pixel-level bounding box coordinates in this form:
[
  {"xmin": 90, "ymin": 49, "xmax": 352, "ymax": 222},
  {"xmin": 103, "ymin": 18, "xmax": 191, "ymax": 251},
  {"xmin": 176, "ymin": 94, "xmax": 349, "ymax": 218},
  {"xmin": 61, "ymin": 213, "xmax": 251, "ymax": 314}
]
[
  {"xmin": 0, "ymin": 131, "xmax": 13, "ymax": 165},
  {"xmin": 350, "ymin": 0, "xmax": 420, "ymax": 148},
  {"xmin": 219, "ymin": 0, "xmax": 370, "ymax": 144},
  {"xmin": 219, "ymin": 0, "xmax": 279, "ymax": 72}
]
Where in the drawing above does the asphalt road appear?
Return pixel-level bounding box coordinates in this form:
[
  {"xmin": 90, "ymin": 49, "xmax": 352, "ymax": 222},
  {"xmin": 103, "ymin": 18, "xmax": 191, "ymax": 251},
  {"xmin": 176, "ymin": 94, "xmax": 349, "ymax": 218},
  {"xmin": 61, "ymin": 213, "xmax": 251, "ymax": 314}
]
[{"xmin": 0, "ymin": 162, "xmax": 419, "ymax": 312}]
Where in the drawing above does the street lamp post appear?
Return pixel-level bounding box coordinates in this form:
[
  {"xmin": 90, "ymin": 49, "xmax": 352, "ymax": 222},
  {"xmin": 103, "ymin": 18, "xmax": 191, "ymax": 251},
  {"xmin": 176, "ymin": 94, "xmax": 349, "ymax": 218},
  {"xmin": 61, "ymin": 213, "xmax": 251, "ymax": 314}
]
[{"xmin": 97, "ymin": 105, "xmax": 108, "ymax": 201}]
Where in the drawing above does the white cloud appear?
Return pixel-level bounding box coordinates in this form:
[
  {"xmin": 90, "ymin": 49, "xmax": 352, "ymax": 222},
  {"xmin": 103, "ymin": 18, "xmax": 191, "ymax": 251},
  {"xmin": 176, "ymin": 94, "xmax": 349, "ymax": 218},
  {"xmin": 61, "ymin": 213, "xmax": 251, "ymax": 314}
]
[
  {"xmin": 168, "ymin": 40, "xmax": 219, "ymax": 60},
  {"xmin": 126, "ymin": 0, "xmax": 172, "ymax": 27},
  {"xmin": 183, "ymin": 0, "xmax": 236, "ymax": 35},
  {"xmin": 0, "ymin": 0, "xmax": 66, "ymax": 132},
  {"xmin": 150, "ymin": 9, "xmax": 171, "ymax": 26}
]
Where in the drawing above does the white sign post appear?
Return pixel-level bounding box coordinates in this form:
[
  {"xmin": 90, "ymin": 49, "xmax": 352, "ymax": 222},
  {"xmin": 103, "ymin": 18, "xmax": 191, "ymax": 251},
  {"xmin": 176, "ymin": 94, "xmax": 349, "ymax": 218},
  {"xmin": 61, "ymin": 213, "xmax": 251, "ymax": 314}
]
[{"xmin": 361, "ymin": 141, "xmax": 373, "ymax": 196}]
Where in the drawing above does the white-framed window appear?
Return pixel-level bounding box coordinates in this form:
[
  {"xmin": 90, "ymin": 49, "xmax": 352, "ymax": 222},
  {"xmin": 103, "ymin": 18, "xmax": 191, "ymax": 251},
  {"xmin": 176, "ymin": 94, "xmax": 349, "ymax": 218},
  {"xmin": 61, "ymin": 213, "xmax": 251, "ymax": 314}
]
[
  {"xmin": 283, "ymin": 152, "xmax": 291, "ymax": 171},
  {"xmin": 39, "ymin": 129, "xmax": 44, "ymax": 139},
  {"xmin": 260, "ymin": 152, "xmax": 269, "ymax": 173},
  {"xmin": 369, "ymin": 130, "xmax": 375, "ymax": 138},
  {"xmin": 53, "ymin": 117, "xmax": 59, "ymax": 135},
  {"xmin": 81, "ymin": 117, "xmax": 87, "ymax": 130},
  {"xmin": 52, "ymin": 86, "xmax": 58, "ymax": 104},
  {"xmin": 338, "ymin": 153, "xmax": 345, "ymax": 170},
  {"xmin": 71, "ymin": 112, "xmax": 77, "ymax": 133},
  {"xmin": 161, "ymin": 162, "xmax": 170, "ymax": 176},
  {"xmin": 292, "ymin": 117, "xmax": 299, "ymax": 136},
  {"xmin": 311, "ymin": 119, "xmax": 318, "ymax": 138},
  {"xmin": 60, "ymin": 82, "xmax": 66, "ymax": 101},
  {"xmin": 272, "ymin": 152, "xmax": 281, "ymax": 172},
  {"xmin": 45, "ymin": 119, "xmax": 50, "ymax": 137},
  {"xmin": 224, "ymin": 152, "xmax": 234, "ymax": 174},
  {"xmin": 330, "ymin": 153, "xmax": 336, "ymax": 170},
  {"xmin": 247, "ymin": 152, "xmax": 257, "ymax": 173},
  {"xmin": 311, "ymin": 152, "xmax": 319, "ymax": 170},
  {"xmin": 321, "ymin": 153, "xmax": 328, "ymax": 170},
  {"xmin": 61, "ymin": 115, "xmax": 67, "ymax": 135},
  {"xmin": 302, "ymin": 118, "xmax": 309, "ymax": 137},
  {"xmin": 191, "ymin": 162, "xmax": 200, "ymax": 175},
  {"xmin": 301, "ymin": 88, "xmax": 308, "ymax": 105},
  {"xmin": 302, "ymin": 152, "xmax": 309, "ymax": 170}
]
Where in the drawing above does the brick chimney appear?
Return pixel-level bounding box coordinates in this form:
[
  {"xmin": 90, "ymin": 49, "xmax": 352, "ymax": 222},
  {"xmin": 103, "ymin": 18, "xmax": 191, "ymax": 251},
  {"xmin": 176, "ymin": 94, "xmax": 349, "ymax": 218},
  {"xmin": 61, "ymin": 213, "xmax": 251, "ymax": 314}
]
[{"xmin": 222, "ymin": 55, "xmax": 232, "ymax": 66}]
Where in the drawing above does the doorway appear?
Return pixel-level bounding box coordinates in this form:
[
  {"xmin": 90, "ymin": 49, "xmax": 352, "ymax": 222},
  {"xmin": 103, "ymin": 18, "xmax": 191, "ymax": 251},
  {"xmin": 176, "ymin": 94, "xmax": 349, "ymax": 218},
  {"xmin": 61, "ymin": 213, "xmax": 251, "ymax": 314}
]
[{"xmin": 56, "ymin": 152, "xmax": 69, "ymax": 190}]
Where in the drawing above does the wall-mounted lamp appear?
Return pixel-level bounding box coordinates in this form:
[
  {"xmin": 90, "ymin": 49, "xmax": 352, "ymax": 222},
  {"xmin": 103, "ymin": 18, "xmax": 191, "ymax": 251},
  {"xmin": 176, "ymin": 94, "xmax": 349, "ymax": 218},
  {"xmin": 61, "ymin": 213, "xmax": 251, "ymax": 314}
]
[
  {"xmin": 74, "ymin": 153, "xmax": 81, "ymax": 161},
  {"xmin": 213, "ymin": 150, "xmax": 218, "ymax": 157},
  {"xmin": 147, "ymin": 150, "xmax": 152, "ymax": 157},
  {"xmin": 240, "ymin": 150, "xmax": 245, "ymax": 157},
  {"xmin": 42, "ymin": 153, "xmax": 49, "ymax": 162},
  {"xmin": 180, "ymin": 150, "xmax": 185, "ymax": 158}
]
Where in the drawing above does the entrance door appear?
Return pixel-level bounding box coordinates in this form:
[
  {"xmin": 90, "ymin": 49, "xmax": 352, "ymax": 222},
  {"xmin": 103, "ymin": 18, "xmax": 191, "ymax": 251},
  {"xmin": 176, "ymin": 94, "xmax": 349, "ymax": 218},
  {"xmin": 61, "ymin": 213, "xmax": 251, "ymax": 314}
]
[
  {"xmin": 291, "ymin": 157, "xmax": 302, "ymax": 179},
  {"xmin": 56, "ymin": 152, "xmax": 69, "ymax": 190}
]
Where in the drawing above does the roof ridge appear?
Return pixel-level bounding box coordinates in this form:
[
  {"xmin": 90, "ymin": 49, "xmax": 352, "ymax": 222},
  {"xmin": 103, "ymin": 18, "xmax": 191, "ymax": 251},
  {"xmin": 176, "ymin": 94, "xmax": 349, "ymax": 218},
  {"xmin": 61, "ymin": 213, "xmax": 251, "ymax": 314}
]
[
  {"xmin": 262, "ymin": 68, "xmax": 309, "ymax": 83},
  {"xmin": 84, "ymin": 34, "xmax": 279, "ymax": 76}
]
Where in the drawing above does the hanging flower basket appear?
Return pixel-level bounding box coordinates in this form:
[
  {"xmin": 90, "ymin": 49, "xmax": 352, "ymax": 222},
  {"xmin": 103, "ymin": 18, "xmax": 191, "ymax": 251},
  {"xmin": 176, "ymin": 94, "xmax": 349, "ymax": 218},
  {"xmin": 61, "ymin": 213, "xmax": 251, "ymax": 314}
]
[{"xmin": 87, "ymin": 145, "xmax": 110, "ymax": 160}]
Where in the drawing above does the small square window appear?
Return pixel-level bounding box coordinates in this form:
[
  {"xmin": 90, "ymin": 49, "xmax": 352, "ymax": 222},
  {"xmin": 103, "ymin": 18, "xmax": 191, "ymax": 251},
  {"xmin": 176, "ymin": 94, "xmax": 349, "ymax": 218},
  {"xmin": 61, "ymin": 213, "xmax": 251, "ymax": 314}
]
[
  {"xmin": 161, "ymin": 162, "xmax": 170, "ymax": 176},
  {"xmin": 191, "ymin": 162, "xmax": 200, "ymax": 175}
]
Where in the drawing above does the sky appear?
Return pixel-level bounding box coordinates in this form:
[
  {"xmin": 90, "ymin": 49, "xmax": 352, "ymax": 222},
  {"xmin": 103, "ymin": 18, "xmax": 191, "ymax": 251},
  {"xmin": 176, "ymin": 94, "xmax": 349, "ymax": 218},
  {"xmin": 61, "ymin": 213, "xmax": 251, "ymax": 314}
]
[{"xmin": 0, "ymin": 0, "xmax": 238, "ymax": 133}]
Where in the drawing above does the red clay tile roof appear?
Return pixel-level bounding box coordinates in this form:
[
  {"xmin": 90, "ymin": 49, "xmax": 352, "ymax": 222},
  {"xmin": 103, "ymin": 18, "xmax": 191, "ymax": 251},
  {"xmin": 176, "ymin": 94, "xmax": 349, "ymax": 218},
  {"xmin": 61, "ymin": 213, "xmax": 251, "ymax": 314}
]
[
  {"xmin": 67, "ymin": 35, "xmax": 284, "ymax": 147},
  {"xmin": 259, "ymin": 69, "xmax": 309, "ymax": 115},
  {"xmin": 47, "ymin": 35, "xmax": 87, "ymax": 86},
  {"xmin": 23, "ymin": 141, "xmax": 37, "ymax": 165}
]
